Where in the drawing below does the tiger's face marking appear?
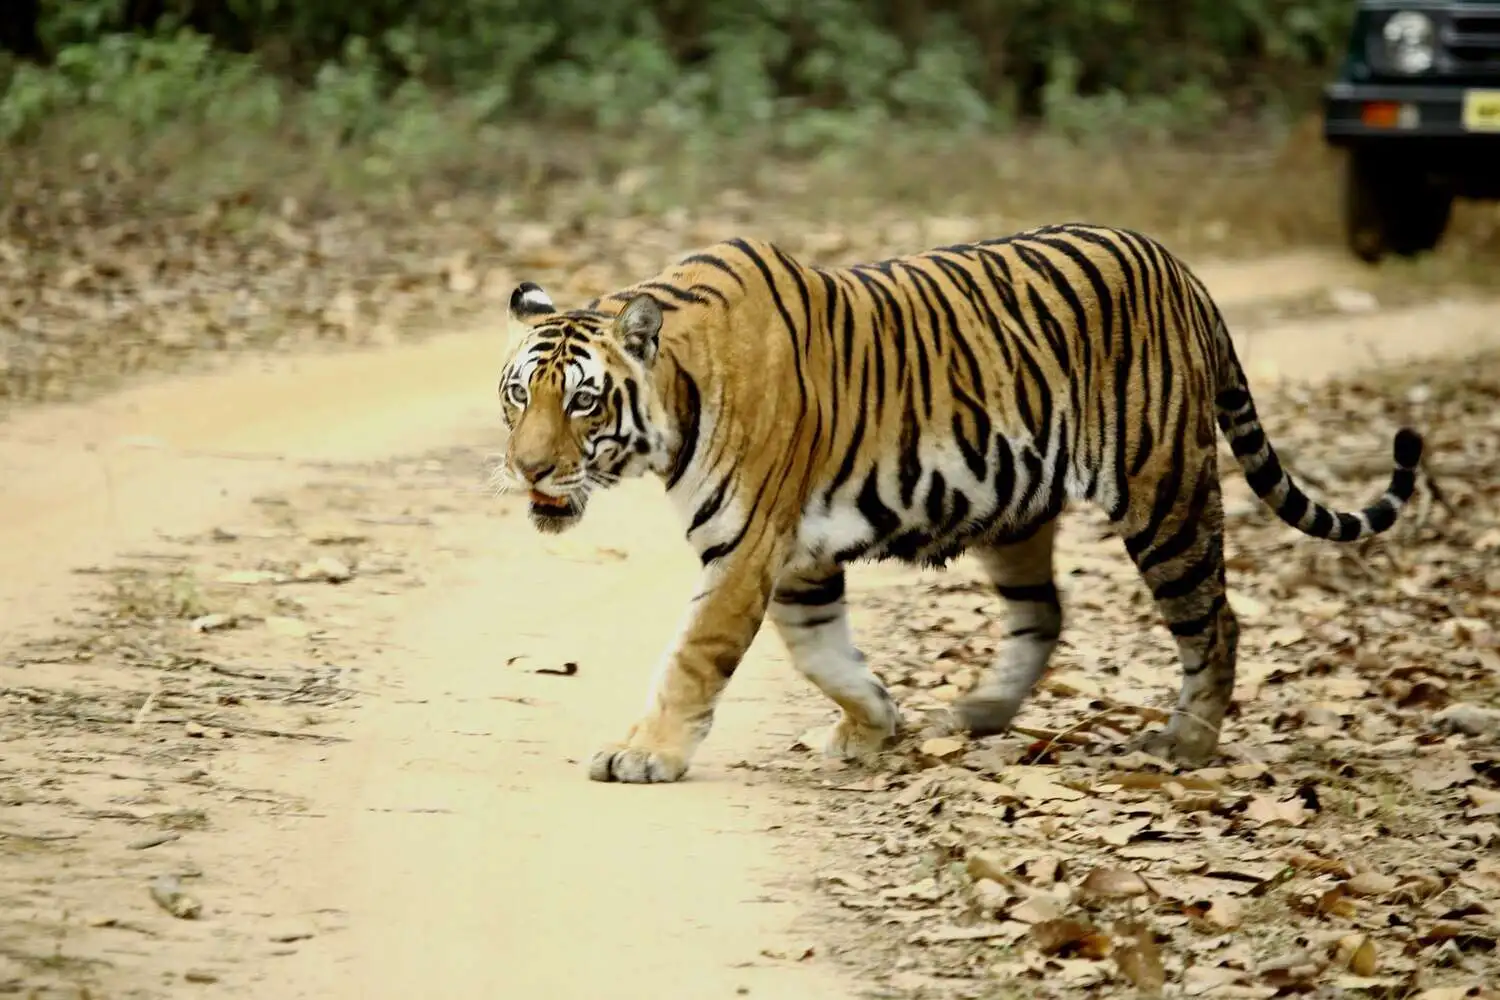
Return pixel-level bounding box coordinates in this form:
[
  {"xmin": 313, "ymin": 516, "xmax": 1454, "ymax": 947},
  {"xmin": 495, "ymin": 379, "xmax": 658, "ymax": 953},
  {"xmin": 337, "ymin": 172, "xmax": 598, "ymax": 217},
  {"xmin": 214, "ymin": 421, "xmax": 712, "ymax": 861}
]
[{"xmin": 496, "ymin": 282, "xmax": 670, "ymax": 534}]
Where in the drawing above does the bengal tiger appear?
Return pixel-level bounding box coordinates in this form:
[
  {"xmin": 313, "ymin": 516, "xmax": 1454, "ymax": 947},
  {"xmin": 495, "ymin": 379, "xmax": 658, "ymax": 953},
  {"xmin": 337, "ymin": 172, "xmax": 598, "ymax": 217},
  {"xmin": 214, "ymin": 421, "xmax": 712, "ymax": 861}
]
[{"xmin": 494, "ymin": 223, "xmax": 1423, "ymax": 784}]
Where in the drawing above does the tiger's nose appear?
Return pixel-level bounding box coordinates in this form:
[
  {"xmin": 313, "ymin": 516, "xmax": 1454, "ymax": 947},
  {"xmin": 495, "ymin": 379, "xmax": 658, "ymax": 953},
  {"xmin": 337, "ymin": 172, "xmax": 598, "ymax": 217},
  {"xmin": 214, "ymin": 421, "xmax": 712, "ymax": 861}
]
[{"xmin": 513, "ymin": 458, "xmax": 555, "ymax": 484}]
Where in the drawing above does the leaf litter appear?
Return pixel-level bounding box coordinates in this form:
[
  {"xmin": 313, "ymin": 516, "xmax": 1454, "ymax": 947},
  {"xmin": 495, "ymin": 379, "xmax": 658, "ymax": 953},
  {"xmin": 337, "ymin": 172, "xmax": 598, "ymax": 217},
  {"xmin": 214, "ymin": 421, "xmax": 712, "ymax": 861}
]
[{"xmin": 772, "ymin": 356, "xmax": 1500, "ymax": 999}]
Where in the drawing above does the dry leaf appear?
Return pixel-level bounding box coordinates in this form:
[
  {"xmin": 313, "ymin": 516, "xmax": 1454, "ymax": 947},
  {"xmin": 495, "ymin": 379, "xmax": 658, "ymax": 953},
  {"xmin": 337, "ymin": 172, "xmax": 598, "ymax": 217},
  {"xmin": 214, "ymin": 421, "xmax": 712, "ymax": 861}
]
[
  {"xmin": 1409, "ymin": 757, "xmax": 1479, "ymax": 792},
  {"xmin": 1187, "ymin": 895, "xmax": 1244, "ymax": 931},
  {"xmin": 1030, "ymin": 918, "xmax": 1109, "ymax": 958},
  {"xmin": 1468, "ymin": 786, "xmax": 1500, "ymax": 818},
  {"xmin": 1012, "ymin": 768, "xmax": 1087, "ymax": 802},
  {"xmin": 972, "ymin": 878, "xmax": 1013, "ymax": 912},
  {"xmin": 1099, "ymin": 817, "xmax": 1151, "ymax": 846},
  {"xmin": 1259, "ymin": 949, "xmax": 1328, "ymax": 989},
  {"xmin": 1079, "ymin": 867, "xmax": 1151, "ymax": 899},
  {"xmin": 1009, "ymin": 894, "xmax": 1065, "ymax": 924},
  {"xmin": 1316, "ymin": 884, "xmax": 1359, "ymax": 919},
  {"xmin": 1023, "ymin": 855, "xmax": 1061, "ymax": 885},
  {"xmin": 1335, "ymin": 934, "xmax": 1379, "ymax": 976},
  {"xmin": 965, "ymin": 849, "xmax": 1015, "ymax": 885},
  {"xmin": 1244, "ymin": 794, "xmax": 1310, "ymax": 827},
  {"xmin": 910, "ymin": 924, "xmax": 1017, "ymax": 944},
  {"xmin": 1281, "ymin": 850, "xmax": 1354, "ymax": 878},
  {"xmin": 1113, "ymin": 919, "xmax": 1166, "ymax": 993},
  {"xmin": 919, "ymin": 736, "xmax": 966, "ymax": 759},
  {"xmin": 1344, "ymin": 871, "xmax": 1398, "ymax": 897}
]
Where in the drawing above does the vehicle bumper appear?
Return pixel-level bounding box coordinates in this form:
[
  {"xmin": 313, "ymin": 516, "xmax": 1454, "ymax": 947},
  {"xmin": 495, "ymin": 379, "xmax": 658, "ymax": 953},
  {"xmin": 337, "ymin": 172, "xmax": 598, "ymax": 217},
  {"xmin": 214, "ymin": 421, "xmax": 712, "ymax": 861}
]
[
  {"xmin": 1322, "ymin": 80, "xmax": 1500, "ymax": 137},
  {"xmin": 1324, "ymin": 81, "xmax": 1500, "ymax": 195}
]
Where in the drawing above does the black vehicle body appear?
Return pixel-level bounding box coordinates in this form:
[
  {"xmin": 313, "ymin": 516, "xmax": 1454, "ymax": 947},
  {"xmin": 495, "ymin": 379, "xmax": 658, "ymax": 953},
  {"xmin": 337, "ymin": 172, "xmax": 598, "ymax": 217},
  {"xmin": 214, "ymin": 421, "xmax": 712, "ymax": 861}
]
[{"xmin": 1323, "ymin": 0, "xmax": 1500, "ymax": 260}]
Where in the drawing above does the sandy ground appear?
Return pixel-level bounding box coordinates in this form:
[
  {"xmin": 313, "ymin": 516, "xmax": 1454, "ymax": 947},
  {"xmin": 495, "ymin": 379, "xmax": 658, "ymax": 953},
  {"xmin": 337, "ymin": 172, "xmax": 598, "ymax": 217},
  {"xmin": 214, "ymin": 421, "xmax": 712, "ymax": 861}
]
[{"xmin": 1, "ymin": 248, "xmax": 1497, "ymax": 998}]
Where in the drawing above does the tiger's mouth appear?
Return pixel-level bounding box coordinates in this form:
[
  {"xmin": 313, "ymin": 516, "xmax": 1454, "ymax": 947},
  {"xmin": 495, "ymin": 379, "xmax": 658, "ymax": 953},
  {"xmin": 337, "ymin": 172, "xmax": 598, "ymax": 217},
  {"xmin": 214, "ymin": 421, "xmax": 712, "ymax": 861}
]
[{"xmin": 527, "ymin": 489, "xmax": 586, "ymax": 534}]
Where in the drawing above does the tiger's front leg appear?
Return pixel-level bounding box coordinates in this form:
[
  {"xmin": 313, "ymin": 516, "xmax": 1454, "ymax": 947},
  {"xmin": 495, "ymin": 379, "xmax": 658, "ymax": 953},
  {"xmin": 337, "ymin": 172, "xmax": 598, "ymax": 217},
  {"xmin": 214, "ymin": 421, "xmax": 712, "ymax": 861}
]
[{"xmin": 588, "ymin": 555, "xmax": 773, "ymax": 784}]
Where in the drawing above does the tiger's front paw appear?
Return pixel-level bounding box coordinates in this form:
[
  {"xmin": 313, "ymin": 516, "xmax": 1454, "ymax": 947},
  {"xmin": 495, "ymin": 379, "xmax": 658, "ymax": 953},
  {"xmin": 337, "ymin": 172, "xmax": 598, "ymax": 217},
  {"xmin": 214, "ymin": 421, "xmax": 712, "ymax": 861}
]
[
  {"xmin": 825, "ymin": 692, "xmax": 900, "ymax": 761},
  {"xmin": 588, "ymin": 742, "xmax": 691, "ymax": 784}
]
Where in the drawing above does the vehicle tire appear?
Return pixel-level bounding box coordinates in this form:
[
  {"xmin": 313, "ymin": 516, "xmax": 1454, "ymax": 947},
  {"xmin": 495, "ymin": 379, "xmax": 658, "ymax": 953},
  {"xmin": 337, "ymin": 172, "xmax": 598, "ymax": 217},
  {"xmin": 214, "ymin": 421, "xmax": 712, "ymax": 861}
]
[{"xmin": 1343, "ymin": 149, "xmax": 1453, "ymax": 263}]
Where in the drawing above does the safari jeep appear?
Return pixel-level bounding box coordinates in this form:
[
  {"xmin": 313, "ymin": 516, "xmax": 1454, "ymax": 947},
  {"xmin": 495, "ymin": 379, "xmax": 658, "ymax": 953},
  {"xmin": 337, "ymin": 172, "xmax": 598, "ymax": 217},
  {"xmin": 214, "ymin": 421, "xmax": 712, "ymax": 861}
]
[{"xmin": 1323, "ymin": 0, "xmax": 1500, "ymax": 262}]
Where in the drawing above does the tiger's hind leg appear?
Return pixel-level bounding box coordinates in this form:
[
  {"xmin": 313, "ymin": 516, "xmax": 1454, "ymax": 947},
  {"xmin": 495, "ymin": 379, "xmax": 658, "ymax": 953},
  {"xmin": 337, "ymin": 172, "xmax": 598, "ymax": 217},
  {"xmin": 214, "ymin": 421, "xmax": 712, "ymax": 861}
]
[
  {"xmin": 769, "ymin": 569, "xmax": 899, "ymax": 760},
  {"xmin": 955, "ymin": 522, "xmax": 1062, "ymax": 738},
  {"xmin": 1120, "ymin": 456, "xmax": 1240, "ymax": 766}
]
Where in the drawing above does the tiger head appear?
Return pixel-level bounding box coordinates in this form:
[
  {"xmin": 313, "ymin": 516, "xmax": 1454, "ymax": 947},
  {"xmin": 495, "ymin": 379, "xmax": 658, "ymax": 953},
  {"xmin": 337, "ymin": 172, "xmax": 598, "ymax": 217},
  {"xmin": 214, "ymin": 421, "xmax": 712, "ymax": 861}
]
[{"xmin": 495, "ymin": 282, "xmax": 671, "ymax": 534}]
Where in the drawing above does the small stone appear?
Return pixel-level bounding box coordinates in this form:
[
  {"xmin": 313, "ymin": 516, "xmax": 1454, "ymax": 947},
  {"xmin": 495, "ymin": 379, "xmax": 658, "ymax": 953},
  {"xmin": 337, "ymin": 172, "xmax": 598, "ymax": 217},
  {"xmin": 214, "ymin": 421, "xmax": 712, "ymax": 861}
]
[
  {"xmin": 294, "ymin": 556, "xmax": 352, "ymax": 583},
  {"xmin": 149, "ymin": 875, "xmax": 202, "ymax": 919},
  {"xmin": 1328, "ymin": 287, "xmax": 1378, "ymax": 313}
]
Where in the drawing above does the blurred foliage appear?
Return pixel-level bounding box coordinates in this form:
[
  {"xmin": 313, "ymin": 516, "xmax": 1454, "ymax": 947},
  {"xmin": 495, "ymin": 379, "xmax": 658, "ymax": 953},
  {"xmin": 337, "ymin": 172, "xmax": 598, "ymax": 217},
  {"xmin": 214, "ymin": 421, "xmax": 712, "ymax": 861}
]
[{"xmin": 0, "ymin": 0, "xmax": 1357, "ymax": 144}]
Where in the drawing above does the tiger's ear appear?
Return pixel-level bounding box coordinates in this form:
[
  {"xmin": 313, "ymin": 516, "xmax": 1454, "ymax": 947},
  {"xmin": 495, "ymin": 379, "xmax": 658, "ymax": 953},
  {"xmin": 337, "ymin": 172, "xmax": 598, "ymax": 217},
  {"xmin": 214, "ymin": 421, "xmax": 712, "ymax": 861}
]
[
  {"xmin": 509, "ymin": 281, "xmax": 556, "ymax": 323},
  {"xmin": 613, "ymin": 293, "xmax": 662, "ymax": 367},
  {"xmin": 506, "ymin": 281, "xmax": 556, "ymax": 356}
]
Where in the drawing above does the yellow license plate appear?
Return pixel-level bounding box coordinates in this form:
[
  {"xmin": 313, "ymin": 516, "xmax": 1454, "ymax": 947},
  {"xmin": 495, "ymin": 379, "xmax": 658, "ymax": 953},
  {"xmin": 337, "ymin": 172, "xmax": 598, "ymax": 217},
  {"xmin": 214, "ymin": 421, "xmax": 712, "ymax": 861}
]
[{"xmin": 1462, "ymin": 90, "xmax": 1500, "ymax": 132}]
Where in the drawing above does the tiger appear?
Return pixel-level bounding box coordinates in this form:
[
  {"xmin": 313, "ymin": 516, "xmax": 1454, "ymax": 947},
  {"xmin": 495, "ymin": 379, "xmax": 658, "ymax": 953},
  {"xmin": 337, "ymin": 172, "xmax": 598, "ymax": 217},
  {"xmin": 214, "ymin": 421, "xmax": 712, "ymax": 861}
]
[{"xmin": 493, "ymin": 222, "xmax": 1424, "ymax": 785}]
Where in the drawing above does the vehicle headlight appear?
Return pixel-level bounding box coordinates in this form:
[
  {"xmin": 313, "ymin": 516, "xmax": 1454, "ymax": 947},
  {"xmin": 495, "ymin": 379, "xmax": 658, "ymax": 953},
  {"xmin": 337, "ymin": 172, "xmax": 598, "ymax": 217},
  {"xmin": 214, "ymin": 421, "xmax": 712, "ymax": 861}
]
[{"xmin": 1382, "ymin": 10, "xmax": 1436, "ymax": 74}]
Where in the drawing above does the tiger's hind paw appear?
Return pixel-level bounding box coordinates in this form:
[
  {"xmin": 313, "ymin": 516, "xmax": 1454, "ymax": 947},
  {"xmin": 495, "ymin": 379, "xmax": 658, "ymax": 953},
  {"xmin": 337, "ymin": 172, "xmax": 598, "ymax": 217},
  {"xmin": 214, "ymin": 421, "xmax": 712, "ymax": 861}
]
[
  {"xmin": 953, "ymin": 694, "xmax": 1023, "ymax": 739},
  {"xmin": 1125, "ymin": 724, "xmax": 1220, "ymax": 768}
]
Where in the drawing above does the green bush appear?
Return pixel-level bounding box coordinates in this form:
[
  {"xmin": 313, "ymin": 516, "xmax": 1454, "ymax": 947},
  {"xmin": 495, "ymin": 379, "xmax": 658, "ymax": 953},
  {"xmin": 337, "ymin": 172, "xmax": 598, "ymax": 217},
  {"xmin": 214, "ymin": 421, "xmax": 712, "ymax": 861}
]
[{"xmin": 1, "ymin": 1, "xmax": 1357, "ymax": 143}]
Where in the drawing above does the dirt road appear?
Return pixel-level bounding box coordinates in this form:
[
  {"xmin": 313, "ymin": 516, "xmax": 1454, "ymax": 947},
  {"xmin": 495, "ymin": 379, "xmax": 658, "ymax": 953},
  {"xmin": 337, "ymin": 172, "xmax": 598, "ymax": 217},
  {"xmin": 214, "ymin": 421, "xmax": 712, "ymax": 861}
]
[{"xmin": 1, "ymin": 248, "xmax": 1496, "ymax": 998}]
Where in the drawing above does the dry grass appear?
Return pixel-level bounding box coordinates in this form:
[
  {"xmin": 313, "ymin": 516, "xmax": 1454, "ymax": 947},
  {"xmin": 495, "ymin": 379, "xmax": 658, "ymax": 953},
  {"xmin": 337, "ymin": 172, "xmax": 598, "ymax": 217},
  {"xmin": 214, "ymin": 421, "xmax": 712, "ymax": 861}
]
[{"xmin": 4, "ymin": 112, "xmax": 1499, "ymax": 414}]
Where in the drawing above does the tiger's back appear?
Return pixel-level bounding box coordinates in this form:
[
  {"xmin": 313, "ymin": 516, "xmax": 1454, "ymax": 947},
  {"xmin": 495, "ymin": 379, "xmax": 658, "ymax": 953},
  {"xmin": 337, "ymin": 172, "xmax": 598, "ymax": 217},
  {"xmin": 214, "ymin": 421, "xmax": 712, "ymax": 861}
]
[{"xmin": 497, "ymin": 222, "xmax": 1422, "ymax": 784}]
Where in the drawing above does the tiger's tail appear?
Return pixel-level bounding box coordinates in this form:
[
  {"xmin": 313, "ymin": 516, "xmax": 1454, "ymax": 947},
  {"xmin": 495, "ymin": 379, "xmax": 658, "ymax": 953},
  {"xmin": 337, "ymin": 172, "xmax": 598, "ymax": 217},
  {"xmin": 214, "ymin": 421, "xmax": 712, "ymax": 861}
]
[{"xmin": 1207, "ymin": 310, "xmax": 1423, "ymax": 543}]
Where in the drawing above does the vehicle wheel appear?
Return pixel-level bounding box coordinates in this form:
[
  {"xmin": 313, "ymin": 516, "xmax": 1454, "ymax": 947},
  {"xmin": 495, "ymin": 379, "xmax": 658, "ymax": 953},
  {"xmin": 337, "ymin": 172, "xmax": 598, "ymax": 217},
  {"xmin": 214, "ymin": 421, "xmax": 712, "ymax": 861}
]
[{"xmin": 1343, "ymin": 150, "xmax": 1453, "ymax": 263}]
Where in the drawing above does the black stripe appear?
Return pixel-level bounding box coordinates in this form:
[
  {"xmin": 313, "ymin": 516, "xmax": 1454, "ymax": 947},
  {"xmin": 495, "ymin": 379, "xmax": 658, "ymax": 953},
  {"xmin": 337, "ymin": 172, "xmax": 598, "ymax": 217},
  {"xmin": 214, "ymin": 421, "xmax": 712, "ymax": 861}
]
[
  {"xmin": 1152, "ymin": 546, "xmax": 1220, "ymax": 602},
  {"xmin": 855, "ymin": 469, "xmax": 902, "ymax": 543},
  {"xmin": 689, "ymin": 475, "xmax": 731, "ymax": 534},
  {"xmin": 1244, "ymin": 451, "xmax": 1284, "ymax": 497},
  {"xmin": 638, "ymin": 281, "xmax": 711, "ymax": 306},
  {"xmin": 1365, "ymin": 499, "xmax": 1397, "ymax": 533},
  {"xmin": 1215, "ymin": 388, "xmax": 1251, "ymax": 412},
  {"xmin": 995, "ymin": 582, "xmax": 1059, "ymax": 605},
  {"xmin": 776, "ymin": 572, "xmax": 846, "ymax": 607},
  {"xmin": 687, "ymin": 282, "xmax": 730, "ymax": 307},
  {"xmin": 679, "ymin": 252, "xmax": 747, "ymax": 288},
  {"xmin": 664, "ymin": 367, "xmax": 701, "ymax": 491},
  {"xmin": 1277, "ymin": 486, "xmax": 1309, "ymax": 526},
  {"xmin": 924, "ymin": 471, "xmax": 948, "ymax": 526},
  {"xmin": 1129, "ymin": 455, "xmax": 1211, "ymax": 572},
  {"xmin": 1168, "ymin": 593, "xmax": 1226, "ymax": 638},
  {"xmin": 1229, "ymin": 427, "xmax": 1265, "ymax": 459}
]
